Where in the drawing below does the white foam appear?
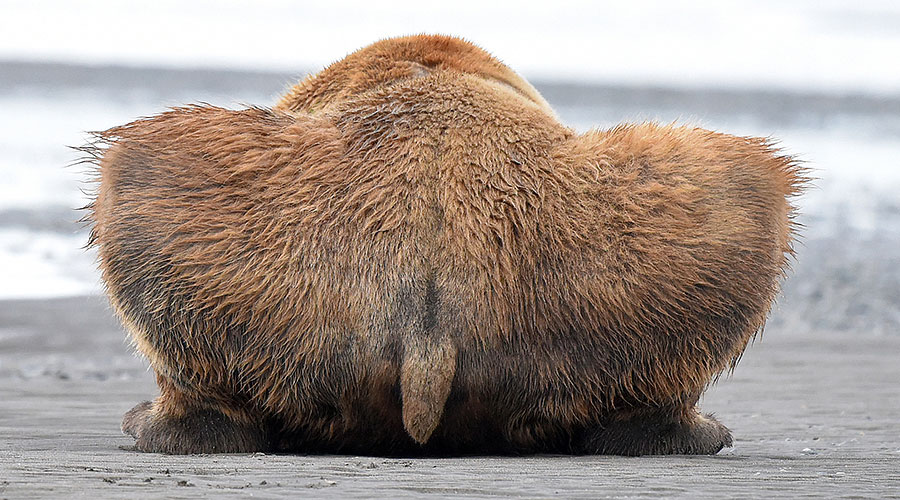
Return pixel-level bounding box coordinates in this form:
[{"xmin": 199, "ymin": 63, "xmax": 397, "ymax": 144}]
[
  {"xmin": 0, "ymin": 91, "xmax": 146, "ymax": 211},
  {"xmin": 0, "ymin": 229, "xmax": 100, "ymax": 299}
]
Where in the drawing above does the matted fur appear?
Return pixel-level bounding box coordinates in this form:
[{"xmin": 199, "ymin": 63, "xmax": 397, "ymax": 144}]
[{"xmin": 87, "ymin": 34, "xmax": 805, "ymax": 456}]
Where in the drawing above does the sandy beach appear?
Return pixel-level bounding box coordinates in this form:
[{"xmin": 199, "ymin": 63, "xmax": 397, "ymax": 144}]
[{"xmin": 1, "ymin": 60, "xmax": 899, "ymax": 498}]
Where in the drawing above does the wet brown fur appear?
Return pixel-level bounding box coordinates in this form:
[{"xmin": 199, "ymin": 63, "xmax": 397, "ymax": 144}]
[{"xmin": 88, "ymin": 34, "xmax": 806, "ymax": 456}]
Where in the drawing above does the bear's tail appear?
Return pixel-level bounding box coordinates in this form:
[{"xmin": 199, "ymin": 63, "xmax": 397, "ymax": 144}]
[{"xmin": 398, "ymin": 276, "xmax": 457, "ymax": 445}]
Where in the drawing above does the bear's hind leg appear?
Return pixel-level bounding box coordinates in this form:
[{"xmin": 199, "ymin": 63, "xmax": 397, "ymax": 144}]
[
  {"xmin": 122, "ymin": 375, "xmax": 271, "ymax": 454},
  {"xmin": 580, "ymin": 406, "xmax": 732, "ymax": 456}
]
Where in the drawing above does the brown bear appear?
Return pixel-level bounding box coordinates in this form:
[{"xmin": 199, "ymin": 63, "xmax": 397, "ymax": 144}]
[{"xmin": 86, "ymin": 34, "xmax": 805, "ymax": 456}]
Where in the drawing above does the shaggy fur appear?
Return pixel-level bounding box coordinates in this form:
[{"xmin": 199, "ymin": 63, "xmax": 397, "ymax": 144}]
[{"xmin": 87, "ymin": 34, "xmax": 805, "ymax": 456}]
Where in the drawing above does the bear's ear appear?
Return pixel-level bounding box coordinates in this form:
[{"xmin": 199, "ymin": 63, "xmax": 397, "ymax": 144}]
[
  {"xmin": 564, "ymin": 123, "xmax": 805, "ymax": 204},
  {"xmin": 88, "ymin": 104, "xmax": 348, "ymax": 329},
  {"xmin": 91, "ymin": 105, "xmax": 342, "ymax": 196},
  {"xmin": 87, "ymin": 103, "xmax": 344, "ymax": 264},
  {"xmin": 560, "ymin": 122, "xmax": 806, "ymax": 273}
]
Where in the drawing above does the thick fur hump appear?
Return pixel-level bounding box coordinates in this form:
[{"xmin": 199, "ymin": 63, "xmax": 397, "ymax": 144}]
[
  {"xmin": 275, "ymin": 34, "xmax": 554, "ymax": 117},
  {"xmin": 90, "ymin": 34, "xmax": 806, "ymax": 456}
]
